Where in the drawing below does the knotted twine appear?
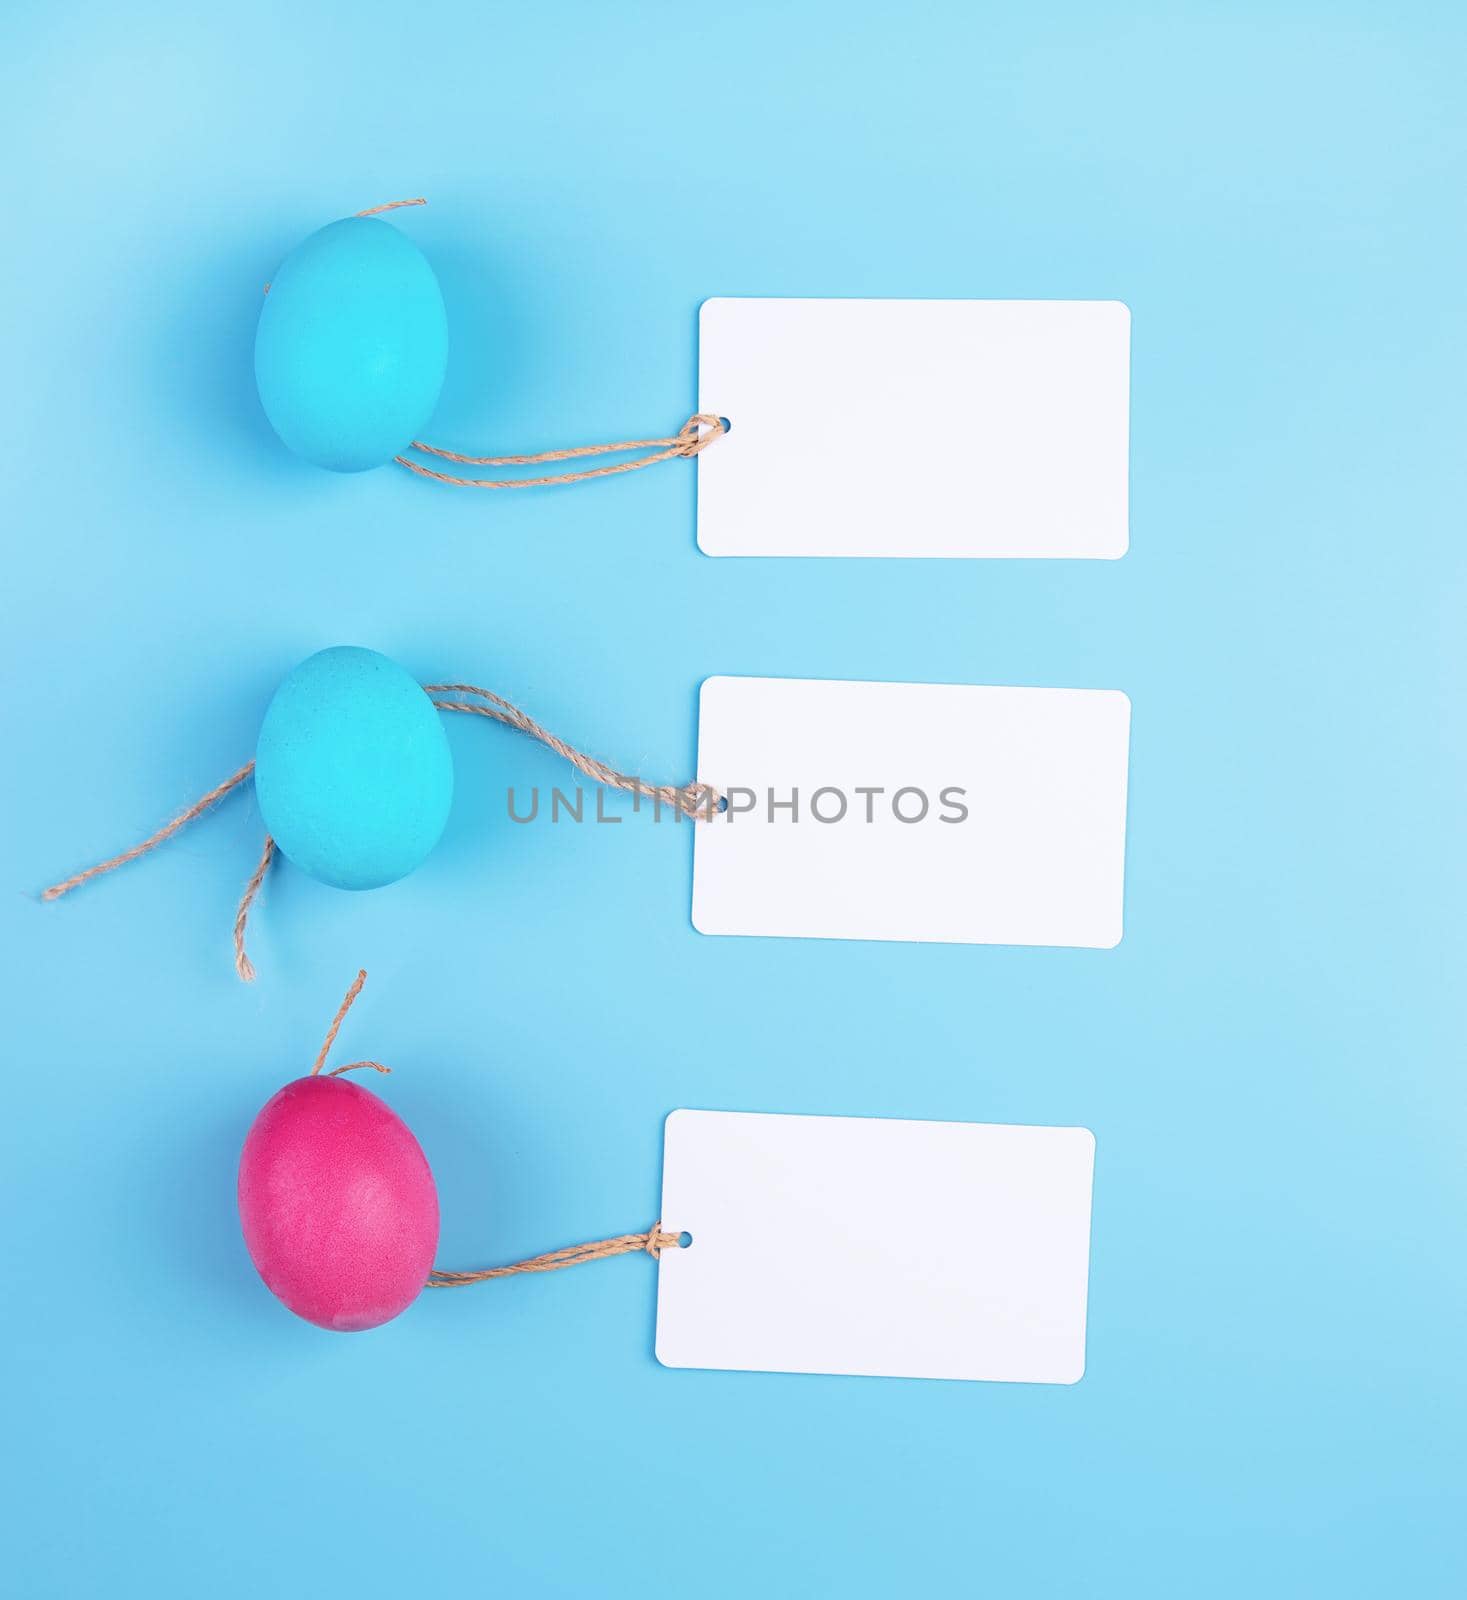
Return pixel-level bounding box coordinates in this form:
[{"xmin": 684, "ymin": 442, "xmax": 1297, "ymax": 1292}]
[
  {"xmin": 312, "ymin": 969, "xmax": 683, "ymax": 1287},
  {"xmin": 41, "ymin": 684, "xmax": 722, "ymax": 982},
  {"xmin": 270, "ymin": 198, "xmax": 730, "ymax": 492}
]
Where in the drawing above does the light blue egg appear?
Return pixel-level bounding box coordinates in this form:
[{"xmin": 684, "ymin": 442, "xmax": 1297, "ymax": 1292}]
[
  {"xmin": 255, "ymin": 218, "xmax": 448, "ymax": 472},
  {"xmin": 255, "ymin": 647, "xmax": 453, "ymax": 890}
]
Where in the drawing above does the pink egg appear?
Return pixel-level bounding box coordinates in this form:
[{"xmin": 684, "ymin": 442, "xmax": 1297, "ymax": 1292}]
[{"xmin": 238, "ymin": 1074, "xmax": 439, "ymax": 1331}]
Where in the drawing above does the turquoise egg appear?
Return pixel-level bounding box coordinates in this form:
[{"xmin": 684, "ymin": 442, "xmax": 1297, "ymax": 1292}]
[
  {"xmin": 255, "ymin": 218, "xmax": 448, "ymax": 472},
  {"xmin": 255, "ymin": 647, "xmax": 453, "ymax": 890}
]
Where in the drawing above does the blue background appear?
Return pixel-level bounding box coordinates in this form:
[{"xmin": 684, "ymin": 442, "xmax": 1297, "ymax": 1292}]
[{"xmin": 3, "ymin": 3, "xmax": 1464, "ymax": 1594}]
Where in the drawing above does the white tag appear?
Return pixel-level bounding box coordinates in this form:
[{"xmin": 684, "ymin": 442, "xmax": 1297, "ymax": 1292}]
[
  {"xmin": 691, "ymin": 677, "xmax": 1130, "ymax": 949},
  {"xmin": 656, "ymin": 1110, "xmax": 1095, "ymax": 1384},
  {"xmin": 696, "ymin": 297, "xmax": 1130, "ymax": 558}
]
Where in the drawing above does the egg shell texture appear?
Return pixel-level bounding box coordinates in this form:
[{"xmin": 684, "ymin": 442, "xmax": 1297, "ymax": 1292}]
[
  {"xmin": 254, "ymin": 645, "xmax": 454, "ymax": 891},
  {"xmin": 254, "ymin": 216, "xmax": 448, "ymax": 472},
  {"xmin": 238, "ymin": 1074, "xmax": 440, "ymax": 1332}
]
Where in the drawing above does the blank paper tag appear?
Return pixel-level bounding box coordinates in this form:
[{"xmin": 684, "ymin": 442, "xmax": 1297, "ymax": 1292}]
[
  {"xmin": 691, "ymin": 677, "xmax": 1130, "ymax": 949},
  {"xmin": 697, "ymin": 297, "xmax": 1130, "ymax": 558},
  {"xmin": 656, "ymin": 1110, "xmax": 1095, "ymax": 1384}
]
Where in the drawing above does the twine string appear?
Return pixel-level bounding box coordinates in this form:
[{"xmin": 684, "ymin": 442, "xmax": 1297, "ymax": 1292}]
[
  {"xmin": 397, "ymin": 413, "xmax": 727, "ymax": 491},
  {"xmin": 40, "ymin": 761, "xmax": 256, "ymax": 902},
  {"xmin": 312, "ymin": 968, "xmax": 366, "ymax": 1074},
  {"xmin": 427, "ymin": 683, "xmax": 721, "ymax": 820},
  {"xmin": 427, "ymin": 1226, "xmax": 683, "ymax": 1286},
  {"xmin": 310, "ymin": 968, "xmax": 392, "ymax": 1079},
  {"xmin": 309, "ymin": 971, "xmax": 681, "ymax": 1285},
  {"xmin": 355, "ymin": 197, "xmax": 427, "ymax": 218},
  {"xmin": 233, "ymin": 835, "xmax": 275, "ymax": 983}
]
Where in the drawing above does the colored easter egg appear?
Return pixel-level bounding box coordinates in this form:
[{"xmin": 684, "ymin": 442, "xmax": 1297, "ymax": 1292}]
[
  {"xmin": 255, "ymin": 217, "xmax": 448, "ymax": 472},
  {"xmin": 238, "ymin": 1074, "xmax": 440, "ymax": 1331},
  {"xmin": 254, "ymin": 646, "xmax": 453, "ymax": 890}
]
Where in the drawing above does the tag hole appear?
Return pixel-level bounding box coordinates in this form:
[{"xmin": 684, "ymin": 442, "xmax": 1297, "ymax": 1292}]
[
  {"xmin": 677, "ymin": 1231, "xmax": 693, "ymax": 1249},
  {"xmin": 715, "ymin": 797, "xmax": 729, "ymax": 814},
  {"xmin": 717, "ymin": 417, "xmax": 732, "ymax": 434}
]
